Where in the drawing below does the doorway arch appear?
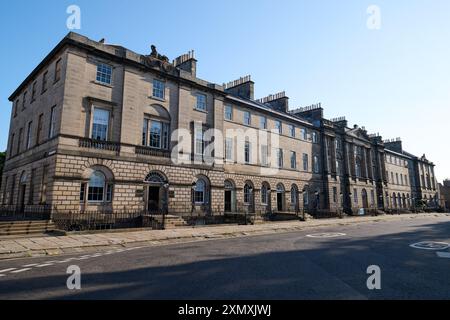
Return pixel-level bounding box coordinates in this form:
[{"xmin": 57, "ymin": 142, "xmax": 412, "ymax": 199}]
[
  {"xmin": 276, "ymin": 183, "xmax": 285, "ymax": 212},
  {"xmin": 144, "ymin": 171, "xmax": 169, "ymax": 214},
  {"xmin": 224, "ymin": 179, "xmax": 236, "ymax": 213}
]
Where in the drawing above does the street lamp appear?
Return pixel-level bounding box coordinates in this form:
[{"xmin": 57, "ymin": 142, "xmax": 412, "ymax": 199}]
[
  {"xmin": 245, "ymin": 186, "xmax": 254, "ymax": 225},
  {"xmin": 162, "ymin": 183, "xmax": 170, "ymax": 229},
  {"xmin": 348, "ymin": 192, "xmax": 353, "ymax": 215},
  {"xmin": 191, "ymin": 181, "xmax": 197, "ymax": 217},
  {"xmin": 297, "ymin": 189, "xmax": 305, "ymax": 220}
]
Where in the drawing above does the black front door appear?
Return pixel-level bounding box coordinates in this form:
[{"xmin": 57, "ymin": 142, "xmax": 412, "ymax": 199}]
[
  {"xmin": 148, "ymin": 186, "xmax": 160, "ymax": 213},
  {"xmin": 19, "ymin": 185, "xmax": 26, "ymax": 213},
  {"xmin": 277, "ymin": 193, "xmax": 283, "ymax": 212},
  {"xmin": 224, "ymin": 190, "xmax": 232, "ymax": 212}
]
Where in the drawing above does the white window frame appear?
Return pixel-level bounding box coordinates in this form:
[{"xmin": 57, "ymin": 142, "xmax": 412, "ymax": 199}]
[
  {"xmin": 96, "ymin": 63, "xmax": 113, "ymax": 85},
  {"xmin": 224, "ymin": 105, "xmax": 233, "ymax": 121},
  {"xmin": 244, "ymin": 111, "xmax": 251, "ymax": 126},
  {"xmin": 290, "ymin": 151, "xmax": 297, "ymax": 169},
  {"xmin": 91, "ymin": 107, "xmax": 110, "ymax": 141},
  {"xmin": 152, "ymin": 79, "xmax": 165, "ymax": 99},
  {"xmin": 196, "ymin": 93, "xmax": 207, "ymax": 111}
]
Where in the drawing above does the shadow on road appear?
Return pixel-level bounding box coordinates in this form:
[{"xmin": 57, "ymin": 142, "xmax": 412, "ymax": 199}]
[{"xmin": 1, "ymin": 219, "xmax": 450, "ymax": 300}]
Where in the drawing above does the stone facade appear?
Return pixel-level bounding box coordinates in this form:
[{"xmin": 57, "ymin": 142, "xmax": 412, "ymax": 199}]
[{"xmin": 0, "ymin": 32, "xmax": 441, "ymax": 217}]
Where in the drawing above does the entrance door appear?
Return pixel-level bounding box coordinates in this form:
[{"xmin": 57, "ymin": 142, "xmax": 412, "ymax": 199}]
[
  {"xmin": 224, "ymin": 190, "xmax": 232, "ymax": 212},
  {"xmin": 148, "ymin": 186, "xmax": 160, "ymax": 213},
  {"xmin": 362, "ymin": 189, "xmax": 369, "ymax": 209},
  {"xmin": 19, "ymin": 185, "xmax": 26, "ymax": 213},
  {"xmin": 277, "ymin": 193, "xmax": 283, "ymax": 212}
]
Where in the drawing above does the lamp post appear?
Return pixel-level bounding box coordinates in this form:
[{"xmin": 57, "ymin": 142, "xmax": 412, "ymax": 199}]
[
  {"xmin": 191, "ymin": 181, "xmax": 197, "ymax": 222},
  {"xmin": 245, "ymin": 186, "xmax": 253, "ymax": 225},
  {"xmin": 298, "ymin": 189, "xmax": 305, "ymax": 220},
  {"xmin": 162, "ymin": 183, "xmax": 170, "ymax": 230},
  {"xmin": 348, "ymin": 192, "xmax": 353, "ymax": 215}
]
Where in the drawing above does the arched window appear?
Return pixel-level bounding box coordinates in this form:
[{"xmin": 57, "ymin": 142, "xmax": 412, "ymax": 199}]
[
  {"xmin": 291, "ymin": 185, "xmax": 298, "ymax": 205},
  {"xmin": 261, "ymin": 183, "xmax": 269, "ymax": 205},
  {"xmin": 303, "ymin": 187, "xmax": 310, "ymax": 207},
  {"xmin": 244, "ymin": 183, "xmax": 253, "ymax": 204},
  {"xmin": 87, "ymin": 171, "xmax": 112, "ymax": 202},
  {"xmin": 194, "ymin": 179, "xmax": 206, "ymax": 204}
]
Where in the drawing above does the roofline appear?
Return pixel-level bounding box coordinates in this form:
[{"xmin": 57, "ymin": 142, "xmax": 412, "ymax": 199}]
[
  {"xmin": 8, "ymin": 32, "xmax": 226, "ymax": 102},
  {"xmin": 226, "ymin": 95, "xmax": 315, "ymax": 128},
  {"xmin": 385, "ymin": 148, "xmax": 413, "ymax": 160},
  {"xmin": 8, "ymin": 32, "xmax": 73, "ymax": 102}
]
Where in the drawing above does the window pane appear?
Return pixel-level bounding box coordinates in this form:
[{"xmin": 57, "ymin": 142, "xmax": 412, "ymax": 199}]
[
  {"xmin": 152, "ymin": 79, "xmax": 165, "ymax": 99},
  {"xmin": 96, "ymin": 63, "xmax": 112, "ymax": 85},
  {"xmin": 88, "ymin": 171, "xmax": 105, "ymax": 202},
  {"xmin": 224, "ymin": 105, "xmax": 232, "ymax": 120},
  {"xmin": 92, "ymin": 108, "xmax": 109, "ymax": 141},
  {"xmin": 244, "ymin": 112, "xmax": 251, "ymax": 125},
  {"xmin": 150, "ymin": 121, "xmax": 162, "ymax": 148},
  {"xmin": 196, "ymin": 94, "xmax": 207, "ymax": 111}
]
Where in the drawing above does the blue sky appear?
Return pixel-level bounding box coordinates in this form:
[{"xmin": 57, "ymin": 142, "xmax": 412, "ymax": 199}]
[{"xmin": 1, "ymin": 0, "xmax": 449, "ymax": 180}]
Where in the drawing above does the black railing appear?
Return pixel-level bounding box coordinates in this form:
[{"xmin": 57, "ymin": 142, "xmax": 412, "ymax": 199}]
[
  {"xmin": 135, "ymin": 146, "xmax": 171, "ymax": 158},
  {"xmin": 52, "ymin": 208, "xmax": 169, "ymax": 231},
  {"xmin": 79, "ymin": 138, "xmax": 121, "ymax": 152},
  {"xmin": 53, "ymin": 210, "xmax": 147, "ymax": 231},
  {"xmin": 0, "ymin": 205, "xmax": 52, "ymax": 221}
]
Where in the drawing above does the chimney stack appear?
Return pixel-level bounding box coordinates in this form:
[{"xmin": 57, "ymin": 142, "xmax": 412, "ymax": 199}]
[
  {"xmin": 173, "ymin": 50, "xmax": 197, "ymax": 77},
  {"xmin": 384, "ymin": 138, "xmax": 403, "ymax": 153},
  {"xmin": 256, "ymin": 91, "xmax": 289, "ymax": 113},
  {"xmin": 224, "ymin": 75, "xmax": 254, "ymax": 100}
]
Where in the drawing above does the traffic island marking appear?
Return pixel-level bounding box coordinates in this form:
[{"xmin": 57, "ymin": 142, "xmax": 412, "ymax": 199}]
[
  {"xmin": 409, "ymin": 242, "xmax": 449, "ymax": 250},
  {"xmin": 306, "ymin": 232, "xmax": 347, "ymax": 238}
]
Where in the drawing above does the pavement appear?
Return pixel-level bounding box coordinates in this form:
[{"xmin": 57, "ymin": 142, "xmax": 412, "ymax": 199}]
[
  {"xmin": 0, "ymin": 214, "xmax": 450, "ymax": 299},
  {"xmin": 0, "ymin": 212, "xmax": 447, "ymax": 261}
]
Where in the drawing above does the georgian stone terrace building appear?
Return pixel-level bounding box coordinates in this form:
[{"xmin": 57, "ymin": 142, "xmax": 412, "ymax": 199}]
[{"xmin": 0, "ymin": 32, "xmax": 441, "ymax": 217}]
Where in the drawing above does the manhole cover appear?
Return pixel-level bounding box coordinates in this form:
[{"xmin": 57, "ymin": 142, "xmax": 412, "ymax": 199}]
[
  {"xmin": 306, "ymin": 232, "xmax": 346, "ymax": 238},
  {"xmin": 410, "ymin": 242, "xmax": 449, "ymax": 250}
]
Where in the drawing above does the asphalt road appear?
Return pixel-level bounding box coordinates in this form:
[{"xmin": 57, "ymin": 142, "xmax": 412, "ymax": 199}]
[{"xmin": 0, "ymin": 216, "xmax": 450, "ymax": 300}]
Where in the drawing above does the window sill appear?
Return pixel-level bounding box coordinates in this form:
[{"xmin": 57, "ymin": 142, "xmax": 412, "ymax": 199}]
[
  {"xmin": 92, "ymin": 80, "xmax": 114, "ymax": 88},
  {"xmin": 194, "ymin": 108, "xmax": 208, "ymax": 114},
  {"xmin": 150, "ymin": 96, "xmax": 166, "ymax": 102}
]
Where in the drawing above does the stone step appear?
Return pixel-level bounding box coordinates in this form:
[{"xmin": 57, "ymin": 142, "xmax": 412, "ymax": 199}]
[
  {"xmin": 0, "ymin": 220, "xmax": 56, "ymax": 236},
  {"xmin": 0, "ymin": 220, "xmax": 54, "ymax": 226}
]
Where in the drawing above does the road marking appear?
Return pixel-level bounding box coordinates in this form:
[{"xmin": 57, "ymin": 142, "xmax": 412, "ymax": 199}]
[
  {"xmin": 437, "ymin": 252, "xmax": 450, "ymax": 259},
  {"xmin": 35, "ymin": 263, "xmax": 53, "ymax": 268},
  {"xmin": 410, "ymin": 242, "xmax": 449, "ymax": 250},
  {"xmin": 306, "ymin": 233, "xmax": 347, "ymax": 238},
  {"xmin": 11, "ymin": 268, "xmax": 32, "ymax": 274},
  {"xmin": 0, "ymin": 268, "xmax": 16, "ymax": 273},
  {"xmin": 22, "ymin": 264, "xmax": 38, "ymax": 268}
]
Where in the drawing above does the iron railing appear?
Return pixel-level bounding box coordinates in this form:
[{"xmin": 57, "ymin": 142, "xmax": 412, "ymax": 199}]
[
  {"xmin": 79, "ymin": 138, "xmax": 121, "ymax": 152},
  {"xmin": 52, "ymin": 209, "xmax": 167, "ymax": 231},
  {"xmin": 135, "ymin": 146, "xmax": 171, "ymax": 158}
]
